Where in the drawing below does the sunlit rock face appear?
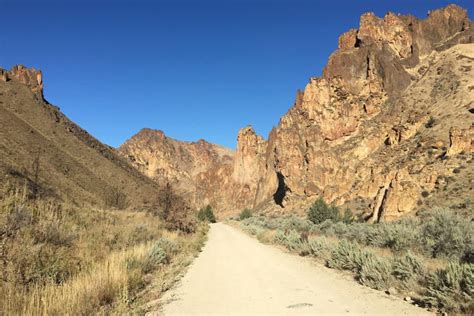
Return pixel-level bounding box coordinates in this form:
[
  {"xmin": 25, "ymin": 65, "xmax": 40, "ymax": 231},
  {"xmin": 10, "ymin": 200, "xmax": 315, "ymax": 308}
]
[
  {"xmin": 243, "ymin": 4, "xmax": 473, "ymax": 221},
  {"xmin": 2, "ymin": 65, "xmax": 44, "ymax": 99},
  {"xmin": 121, "ymin": 5, "xmax": 474, "ymax": 221}
]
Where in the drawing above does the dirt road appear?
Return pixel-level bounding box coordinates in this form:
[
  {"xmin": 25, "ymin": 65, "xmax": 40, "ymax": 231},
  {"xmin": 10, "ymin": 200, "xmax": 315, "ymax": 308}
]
[{"xmin": 159, "ymin": 223, "xmax": 430, "ymax": 315}]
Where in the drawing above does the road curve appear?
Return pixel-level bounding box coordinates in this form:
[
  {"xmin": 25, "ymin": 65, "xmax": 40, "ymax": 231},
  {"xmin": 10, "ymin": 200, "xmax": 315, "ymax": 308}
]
[{"xmin": 159, "ymin": 223, "xmax": 430, "ymax": 315}]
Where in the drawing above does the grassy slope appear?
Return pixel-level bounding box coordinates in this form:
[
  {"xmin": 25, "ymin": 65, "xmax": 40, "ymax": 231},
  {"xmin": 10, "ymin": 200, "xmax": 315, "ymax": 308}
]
[
  {"xmin": 0, "ymin": 71, "xmax": 206, "ymax": 314},
  {"xmin": 0, "ymin": 187, "xmax": 208, "ymax": 315},
  {"xmin": 0, "ymin": 76, "xmax": 161, "ymax": 208}
]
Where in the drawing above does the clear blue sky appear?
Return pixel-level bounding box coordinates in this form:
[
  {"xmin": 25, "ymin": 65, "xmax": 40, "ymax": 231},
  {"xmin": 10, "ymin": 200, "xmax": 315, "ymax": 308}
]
[{"xmin": 2, "ymin": 0, "xmax": 473, "ymax": 149}]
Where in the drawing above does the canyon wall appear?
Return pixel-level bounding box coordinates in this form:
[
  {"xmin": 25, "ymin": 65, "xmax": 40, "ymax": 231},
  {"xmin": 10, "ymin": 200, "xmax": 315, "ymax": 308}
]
[{"xmin": 121, "ymin": 5, "xmax": 474, "ymax": 220}]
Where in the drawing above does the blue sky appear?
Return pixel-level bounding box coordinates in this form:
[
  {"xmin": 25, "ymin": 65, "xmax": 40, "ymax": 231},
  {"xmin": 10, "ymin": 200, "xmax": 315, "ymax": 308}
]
[{"xmin": 2, "ymin": 0, "xmax": 473, "ymax": 149}]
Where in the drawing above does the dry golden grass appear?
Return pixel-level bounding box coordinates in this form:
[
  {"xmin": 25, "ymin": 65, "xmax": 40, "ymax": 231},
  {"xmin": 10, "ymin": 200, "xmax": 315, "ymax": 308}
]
[
  {"xmin": 137, "ymin": 225, "xmax": 209, "ymax": 314},
  {"xmin": 0, "ymin": 184, "xmax": 208, "ymax": 315},
  {"xmin": 2, "ymin": 243, "xmax": 148, "ymax": 315}
]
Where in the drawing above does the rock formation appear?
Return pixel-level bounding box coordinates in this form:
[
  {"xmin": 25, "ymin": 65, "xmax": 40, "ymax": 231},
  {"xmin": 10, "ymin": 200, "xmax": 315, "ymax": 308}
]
[
  {"xmin": 119, "ymin": 128, "xmax": 234, "ymax": 205},
  {"xmin": 121, "ymin": 5, "xmax": 474, "ymax": 221},
  {"xmin": 4, "ymin": 65, "xmax": 44, "ymax": 99}
]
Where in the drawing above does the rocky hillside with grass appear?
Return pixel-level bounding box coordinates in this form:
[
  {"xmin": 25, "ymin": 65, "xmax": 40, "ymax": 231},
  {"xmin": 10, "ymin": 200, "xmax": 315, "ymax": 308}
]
[
  {"xmin": 0, "ymin": 67, "xmax": 207, "ymax": 314},
  {"xmin": 0, "ymin": 65, "xmax": 208, "ymax": 314},
  {"xmin": 0, "ymin": 65, "xmax": 166, "ymax": 209},
  {"xmin": 121, "ymin": 4, "xmax": 473, "ymax": 220}
]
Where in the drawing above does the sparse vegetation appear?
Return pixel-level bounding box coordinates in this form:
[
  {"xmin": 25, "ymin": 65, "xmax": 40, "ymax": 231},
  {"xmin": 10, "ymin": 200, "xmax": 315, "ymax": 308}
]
[
  {"xmin": 197, "ymin": 205, "xmax": 217, "ymax": 223},
  {"xmin": 104, "ymin": 185, "xmax": 129, "ymax": 209},
  {"xmin": 425, "ymin": 116, "xmax": 436, "ymax": 128},
  {"xmin": 237, "ymin": 206, "xmax": 473, "ymax": 313},
  {"xmin": 0, "ymin": 183, "xmax": 208, "ymax": 315},
  {"xmin": 239, "ymin": 208, "xmax": 253, "ymax": 220}
]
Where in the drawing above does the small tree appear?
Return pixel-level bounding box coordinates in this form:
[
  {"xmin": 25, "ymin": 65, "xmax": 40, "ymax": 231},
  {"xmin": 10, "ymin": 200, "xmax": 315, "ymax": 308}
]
[
  {"xmin": 239, "ymin": 208, "xmax": 253, "ymax": 220},
  {"xmin": 104, "ymin": 186, "xmax": 128, "ymax": 209},
  {"xmin": 307, "ymin": 198, "xmax": 339, "ymax": 224},
  {"xmin": 197, "ymin": 205, "xmax": 216, "ymax": 223},
  {"xmin": 159, "ymin": 183, "xmax": 196, "ymax": 233}
]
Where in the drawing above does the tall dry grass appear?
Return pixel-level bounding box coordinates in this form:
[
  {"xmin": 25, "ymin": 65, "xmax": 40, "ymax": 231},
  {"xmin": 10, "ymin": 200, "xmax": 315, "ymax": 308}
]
[
  {"xmin": 2, "ymin": 243, "xmax": 149, "ymax": 315},
  {"xmin": 0, "ymin": 183, "xmax": 208, "ymax": 315}
]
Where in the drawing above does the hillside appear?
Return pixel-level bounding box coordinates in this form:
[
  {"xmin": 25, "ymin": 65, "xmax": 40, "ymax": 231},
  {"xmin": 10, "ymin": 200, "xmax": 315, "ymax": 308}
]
[
  {"xmin": 0, "ymin": 65, "xmax": 162, "ymax": 208},
  {"xmin": 121, "ymin": 4, "xmax": 473, "ymax": 220}
]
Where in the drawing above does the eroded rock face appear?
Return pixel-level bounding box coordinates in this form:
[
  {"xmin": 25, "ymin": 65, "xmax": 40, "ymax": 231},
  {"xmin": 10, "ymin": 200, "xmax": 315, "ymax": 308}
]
[
  {"xmin": 447, "ymin": 127, "xmax": 474, "ymax": 156},
  {"xmin": 121, "ymin": 5, "xmax": 473, "ymax": 221},
  {"xmin": 249, "ymin": 4, "xmax": 474, "ymax": 221},
  {"xmin": 232, "ymin": 126, "xmax": 267, "ymax": 191},
  {"xmin": 6, "ymin": 65, "xmax": 44, "ymax": 98},
  {"xmin": 119, "ymin": 128, "xmax": 235, "ymax": 206}
]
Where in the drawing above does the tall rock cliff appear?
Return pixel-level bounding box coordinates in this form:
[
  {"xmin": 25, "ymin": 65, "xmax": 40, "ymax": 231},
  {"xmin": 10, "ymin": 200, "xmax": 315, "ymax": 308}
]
[
  {"xmin": 248, "ymin": 4, "xmax": 474, "ymax": 221},
  {"xmin": 119, "ymin": 129, "xmax": 234, "ymax": 208},
  {"xmin": 121, "ymin": 4, "xmax": 473, "ymax": 221}
]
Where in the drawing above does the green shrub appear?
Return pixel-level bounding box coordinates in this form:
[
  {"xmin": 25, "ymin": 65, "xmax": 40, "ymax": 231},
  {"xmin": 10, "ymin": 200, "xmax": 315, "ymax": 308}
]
[
  {"xmin": 284, "ymin": 230, "xmax": 304, "ymax": 252},
  {"xmin": 392, "ymin": 251, "xmax": 426, "ymax": 282},
  {"xmin": 366, "ymin": 220, "xmax": 419, "ymax": 252},
  {"xmin": 281, "ymin": 215, "xmax": 313, "ymax": 232},
  {"xmin": 143, "ymin": 237, "xmax": 180, "ymax": 272},
  {"xmin": 241, "ymin": 215, "xmax": 277, "ymax": 230},
  {"xmin": 423, "ymin": 262, "xmax": 474, "ymax": 312},
  {"xmin": 307, "ymin": 198, "xmax": 339, "ymax": 224},
  {"xmin": 307, "ymin": 237, "xmax": 329, "ymax": 258},
  {"xmin": 273, "ymin": 229, "xmax": 304, "ymax": 252},
  {"xmin": 341, "ymin": 208, "xmax": 353, "ymax": 224},
  {"xmin": 241, "ymin": 223, "xmax": 264, "ymax": 236},
  {"xmin": 197, "ymin": 205, "xmax": 216, "ymax": 223},
  {"xmin": 147, "ymin": 244, "xmax": 167, "ymax": 265},
  {"xmin": 326, "ymin": 240, "xmax": 365, "ymax": 272},
  {"xmin": 421, "ymin": 210, "xmax": 473, "ymax": 259},
  {"xmin": 317, "ymin": 211, "xmax": 471, "ymax": 261},
  {"xmin": 239, "ymin": 209, "xmax": 253, "ymax": 221},
  {"xmin": 327, "ymin": 240, "xmax": 392, "ymax": 290},
  {"xmin": 274, "ymin": 229, "xmax": 287, "ymax": 245},
  {"xmin": 358, "ymin": 254, "xmax": 392, "ymax": 290}
]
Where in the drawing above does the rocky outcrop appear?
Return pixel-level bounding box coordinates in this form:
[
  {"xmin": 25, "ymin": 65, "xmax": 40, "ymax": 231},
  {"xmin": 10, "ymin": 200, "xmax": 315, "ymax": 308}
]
[
  {"xmin": 121, "ymin": 5, "xmax": 473, "ymax": 221},
  {"xmin": 447, "ymin": 127, "xmax": 474, "ymax": 156},
  {"xmin": 119, "ymin": 128, "xmax": 236, "ymax": 208},
  {"xmin": 246, "ymin": 5, "xmax": 473, "ymax": 221},
  {"xmin": 232, "ymin": 126, "xmax": 266, "ymax": 189},
  {"xmin": 5, "ymin": 65, "xmax": 44, "ymax": 99},
  {"xmin": 120, "ymin": 125, "xmax": 274, "ymax": 212}
]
